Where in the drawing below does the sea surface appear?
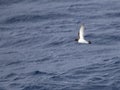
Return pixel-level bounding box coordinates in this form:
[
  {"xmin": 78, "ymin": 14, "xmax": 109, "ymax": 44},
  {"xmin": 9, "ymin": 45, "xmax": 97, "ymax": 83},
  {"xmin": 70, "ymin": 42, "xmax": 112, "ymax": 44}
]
[{"xmin": 0, "ymin": 0, "xmax": 120, "ymax": 90}]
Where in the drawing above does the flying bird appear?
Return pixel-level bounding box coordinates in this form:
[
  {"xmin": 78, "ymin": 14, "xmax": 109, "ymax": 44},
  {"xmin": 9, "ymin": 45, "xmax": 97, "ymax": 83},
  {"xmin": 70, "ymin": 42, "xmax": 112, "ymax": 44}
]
[{"xmin": 75, "ymin": 24, "xmax": 91, "ymax": 44}]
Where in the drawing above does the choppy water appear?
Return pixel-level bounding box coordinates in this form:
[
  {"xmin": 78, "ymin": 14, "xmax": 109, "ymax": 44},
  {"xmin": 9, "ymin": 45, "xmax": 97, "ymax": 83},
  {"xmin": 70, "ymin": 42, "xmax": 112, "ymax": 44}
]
[{"xmin": 0, "ymin": 0, "xmax": 120, "ymax": 90}]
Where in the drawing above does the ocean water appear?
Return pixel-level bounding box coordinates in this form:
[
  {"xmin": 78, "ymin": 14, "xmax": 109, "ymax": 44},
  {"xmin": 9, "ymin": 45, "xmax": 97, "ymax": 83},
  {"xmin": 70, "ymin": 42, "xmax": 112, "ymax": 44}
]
[{"xmin": 0, "ymin": 0, "xmax": 120, "ymax": 90}]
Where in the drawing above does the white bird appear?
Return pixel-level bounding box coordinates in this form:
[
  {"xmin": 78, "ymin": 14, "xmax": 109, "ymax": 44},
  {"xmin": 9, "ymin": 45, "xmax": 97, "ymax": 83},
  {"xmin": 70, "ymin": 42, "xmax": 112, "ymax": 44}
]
[{"xmin": 75, "ymin": 24, "xmax": 91, "ymax": 44}]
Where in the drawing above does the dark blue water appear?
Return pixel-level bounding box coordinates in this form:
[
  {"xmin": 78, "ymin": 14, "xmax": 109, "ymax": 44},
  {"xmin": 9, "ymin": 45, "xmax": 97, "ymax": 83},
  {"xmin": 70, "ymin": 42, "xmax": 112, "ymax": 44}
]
[{"xmin": 0, "ymin": 0, "xmax": 120, "ymax": 90}]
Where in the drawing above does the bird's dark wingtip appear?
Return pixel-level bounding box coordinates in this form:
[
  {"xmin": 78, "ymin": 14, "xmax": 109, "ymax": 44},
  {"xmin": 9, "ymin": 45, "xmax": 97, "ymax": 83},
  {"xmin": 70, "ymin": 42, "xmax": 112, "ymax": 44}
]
[
  {"xmin": 75, "ymin": 39, "xmax": 78, "ymax": 41},
  {"xmin": 88, "ymin": 41, "xmax": 91, "ymax": 44}
]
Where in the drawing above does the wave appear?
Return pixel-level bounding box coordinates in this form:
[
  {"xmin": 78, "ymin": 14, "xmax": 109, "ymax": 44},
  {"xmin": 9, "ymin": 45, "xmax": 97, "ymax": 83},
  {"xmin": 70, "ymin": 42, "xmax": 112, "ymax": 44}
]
[{"xmin": 1, "ymin": 13, "xmax": 73, "ymax": 24}]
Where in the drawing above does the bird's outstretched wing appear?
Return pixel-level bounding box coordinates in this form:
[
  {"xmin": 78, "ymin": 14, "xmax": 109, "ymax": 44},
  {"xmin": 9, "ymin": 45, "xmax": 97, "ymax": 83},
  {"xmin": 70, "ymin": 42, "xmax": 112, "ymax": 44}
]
[{"xmin": 79, "ymin": 24, "xmax": 85, "ymax": 40}]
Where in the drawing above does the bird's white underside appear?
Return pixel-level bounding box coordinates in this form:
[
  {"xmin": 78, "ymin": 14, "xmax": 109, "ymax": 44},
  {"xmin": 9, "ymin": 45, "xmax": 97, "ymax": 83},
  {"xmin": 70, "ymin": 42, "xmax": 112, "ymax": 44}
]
[{"xmin": 78, "ymin": 24, "xmax": 89, "ymax": 44}]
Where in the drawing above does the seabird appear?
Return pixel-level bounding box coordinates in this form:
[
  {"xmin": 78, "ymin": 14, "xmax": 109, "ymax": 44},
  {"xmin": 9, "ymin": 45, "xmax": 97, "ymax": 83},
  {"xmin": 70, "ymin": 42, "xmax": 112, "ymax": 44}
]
[{"xmin": 75, "ymin": 24, "xmax": 91, "ymax": 44}]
